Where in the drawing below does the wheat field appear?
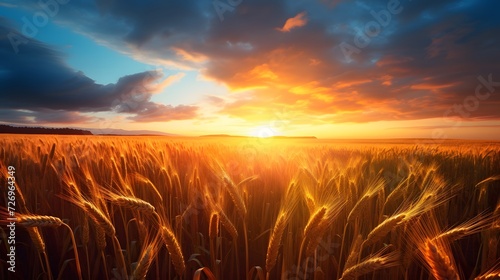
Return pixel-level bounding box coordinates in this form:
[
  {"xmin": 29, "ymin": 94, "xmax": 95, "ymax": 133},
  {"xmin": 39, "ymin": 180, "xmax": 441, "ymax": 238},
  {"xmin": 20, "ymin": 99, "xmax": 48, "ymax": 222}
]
[{"xmin": 0, "ymin": 135, "xmax": 499, "ymax": 280}]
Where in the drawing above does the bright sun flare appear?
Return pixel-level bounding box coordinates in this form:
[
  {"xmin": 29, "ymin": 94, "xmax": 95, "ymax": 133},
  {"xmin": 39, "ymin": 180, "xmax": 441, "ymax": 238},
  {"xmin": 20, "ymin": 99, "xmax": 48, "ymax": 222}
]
[{"xmin": 251, "ymin": 126, "xmax": 277, "ymax": 138}]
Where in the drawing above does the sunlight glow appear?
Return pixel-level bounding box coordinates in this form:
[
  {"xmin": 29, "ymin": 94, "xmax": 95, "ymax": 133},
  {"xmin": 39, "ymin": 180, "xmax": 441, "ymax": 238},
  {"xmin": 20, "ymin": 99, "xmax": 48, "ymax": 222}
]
[{"xmin": 250, "ymin": 126, "xmax": 277, "ymax": 138}]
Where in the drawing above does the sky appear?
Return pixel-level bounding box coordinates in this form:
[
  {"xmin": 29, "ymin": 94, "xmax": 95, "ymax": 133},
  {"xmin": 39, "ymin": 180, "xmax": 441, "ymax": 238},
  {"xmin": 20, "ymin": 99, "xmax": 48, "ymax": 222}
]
[{"xmin": 1, "ymin": 0, "xmax": 500, "ymax": 139}]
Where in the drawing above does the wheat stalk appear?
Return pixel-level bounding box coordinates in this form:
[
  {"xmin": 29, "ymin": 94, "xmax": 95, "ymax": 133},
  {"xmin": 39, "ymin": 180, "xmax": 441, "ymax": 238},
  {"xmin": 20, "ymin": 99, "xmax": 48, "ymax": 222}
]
[
  {"xmin": 347, "ymin": 194, "xmax": 371, "ymax": 222},
  {"xmin": 82, "ymin": 216, "xmax": 89, "ymax": 245},
  {"xmin": 303, "ymin": 207, "xmax": 326, "ymax": 240},
  {"xmin": 237, "ymin": 175, "xmax": 258, "ymax": 187},
  {"xmin": 423, "ymin": 240, "xmax": 459, "ymax": 280},
  {"xmin": 160, "ymin": 226, "xmax": 185, "ymax": 277},
  {"xmin": 110, "ymin": 196, "xmax": 156, "ymax": 215},
  {"xmin": 340, "ymin": 252, "xmax": 400, "ymax": 280},
  {"xmin": 223, "ymin": 176, "xmax": 247, "ymax": 217},
  {"xmin": 475, "ymin": 272, "xmax": 500, "ymax": 280},
  {"xmin": 434, "ymin": 213, "xmax": 493, "ymax": 242},
  {"xmin": 265, "ymin": 213, "xmax": 286, "ymax": 272},
  {"xmin": 83, "ymin": 201, "xmax": 115, "ymax": 237},
  {"xmin": 218, "ymin": 209, "xmax": 238, "ymax": 240},
  {"xmin": 305, "ymin": 194, "xmax": 316, "ymax": 215},
  {"xmin": 364, "ymin": 213, "xmax": 406, "ymax": 246},
  {"xmin": 18, "ymin": 214, "xmax": 82, "ymax": 280},
  {"xmin": 27, "ymin": 228, "xmax": 45, "ymax": 253},
  {"xmin": 95, "ymin": 225, "xmax": 107, "ymax": 250},
  {"xmin": 120, "ymin": 155, "xmax": 127, "ymax": 178},
  {"xmin": 18, "ymin": 215, "xmax": 63, "ymax": 227},
  {"xmin": 132, "ymin": 245, "xmax": 154, "ymax": 280},
  {"xmin": 209, "ymin": 212, "xmax": 219, "ymax": 240},
  {"xmin": 305, "ymin": 217, "xmax": 330, "ymax": 257},
  {"xmin": 435, "ymin": 227, "xmax": 469, "ymax": 241},
  {"xmin": 344, "ymin": 234, "xmax": 363, "ymax": 270}
]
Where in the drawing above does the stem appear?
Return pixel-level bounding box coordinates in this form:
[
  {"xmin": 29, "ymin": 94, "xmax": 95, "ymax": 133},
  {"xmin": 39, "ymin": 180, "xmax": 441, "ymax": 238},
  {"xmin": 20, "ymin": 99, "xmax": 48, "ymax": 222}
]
[
  {"xmin": 210, "ymin": 236, "xmax": 216, "ymax": 274},
  {"xmin": 101, "ymin": 251, "xmax": 110, "ymax": 280},
  {"xmin": 84, "ymin": 246, "xmax": 90, "ymax": 280},
  {"xmin": 337, "ymin": 223, "xmax": 349, "ymax": 279},
  {"xmin": 235, "ymin": 239, "xmax": 240, "ymax": 279},
  {"xmin": 112, "ymin": 235, "xmax": 128, "ymax": 279},
  {"xmin": 41, "ymin": 251, "xmax": 52, "ymax": 280},
  {"xmin": 62, "ymin": 223, "xmax": 82, "ymax": 280},
  {"xmin": 296, "ymin": 239, "xmax": 306, "ymax": 278},
  {"xmin": 243, "ymin": 221, "xmax": 249, "ymax": 280}
]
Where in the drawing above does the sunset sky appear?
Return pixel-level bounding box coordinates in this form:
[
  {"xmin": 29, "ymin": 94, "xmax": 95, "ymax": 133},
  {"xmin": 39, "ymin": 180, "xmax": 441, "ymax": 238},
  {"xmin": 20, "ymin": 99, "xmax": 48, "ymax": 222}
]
[{"xmin": 1, "ymin": 0, "xmax": 500, "ymax": 139}]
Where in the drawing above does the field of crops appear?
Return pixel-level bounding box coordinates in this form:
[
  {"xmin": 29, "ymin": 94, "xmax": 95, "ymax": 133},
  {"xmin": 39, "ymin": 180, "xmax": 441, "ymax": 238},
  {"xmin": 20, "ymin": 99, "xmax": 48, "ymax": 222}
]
[{"xmin": 0, "ymin": 135, "xmax": 499, "ymax": 280}]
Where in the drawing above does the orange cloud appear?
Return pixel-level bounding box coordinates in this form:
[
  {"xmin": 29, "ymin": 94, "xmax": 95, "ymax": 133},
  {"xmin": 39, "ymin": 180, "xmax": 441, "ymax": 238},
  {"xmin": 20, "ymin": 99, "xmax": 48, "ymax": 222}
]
[
  {"xmin": 153, "ymin": 72, "xmax": 186, "ymax": 93},
  {"xmin": 410, "ymin": 82, "xmax": 456, "ymax": 91},
  {"xmin": 250, "ymin": 64, "xmax": 279, "ymax": 80},
  {"xmin": 277, "ymin": 12, "xmax": 308, "ymax": 32},
  {"xmin": 171, "ymin": 47, "xmax": 207, "ymax": 63},
  {"xmin": 333, "ymin": 79, "xmax": 372, "ymax": 89},
  {"xmin": 290, "ymin": 81, "xmax": 328, "ymax": 95},
  {"xmin": 379, "ymin": 75, "xmax": 393, "ymax": 86}
]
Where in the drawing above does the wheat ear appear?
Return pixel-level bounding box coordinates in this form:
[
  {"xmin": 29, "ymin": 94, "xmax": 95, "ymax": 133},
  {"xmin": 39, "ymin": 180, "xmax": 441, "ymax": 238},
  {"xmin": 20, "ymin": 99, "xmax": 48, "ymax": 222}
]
[
  {"xmin": 364, "ymin": 214, "xmax": 406, "ymax": 246},
  {"xmin": 132, "ymin": 245, "xmax": 154, "ymax": 280},
  {"xmin": 95, "ymin": 225, "xmax": 107, "ymax": 250},
  {"xmin": 27, "ymin": 228, "xmax": 45, "ymax": 253},
  {"xmin": 19, "ymin": 214, "xmax": 82, "ymax": 280},
  {"xmin": 18, "ymin": 215, "xmax": 63, "ymax": 227},
  {"xmin": 218, "ymin": 209, "xmax": 238, "ymax": 240},
  {"xmin": 424, "ymin": 240, "xmax": 459, "ymax": 280},
  {"xmin": 303, "ymin": 207, "xmax": 327, "ymax": 240},
  {"xmin": 265, "ymin": 213, "xmax": 286, "ymax": 272},
  {"xmin": 305, "ymin": 195, "xmax": 316, "ymax": 215},
  {"xmin": 305, "ymin": 217, "xmax": 330, "ymax": 257},
  {"xmin": 340, "ymin": 252, "xmax": 400, "ymax": 280},
  {"xmin": 110, "ymin": 196, "xmax": 156, "ymax": 215},
  {"xmin": 434, "ymin": 213, "xmax": 494, "ymax": 242},
  {"xmin": 347, "ymin": 194, "xmax": 371, "ymax": 222},
  {"xmin": 209, "ymin": 212, "xmax": 219, "ymax": 240},
  {"xmin": 82, "ymin": 216, "xmax": 89, "ymax": 245},
  {"xmin": 223, "ymin": 176, "xmax": 247, "ymax": 217},
  {"xmin": 344, "ymin": 234, "xmax": 363, "ymax": 270},
  {"xmin": 160, "ymin": 226, "xmax": 186, "ymax": 276},
  {"xmin": 475, "ymin": 272, "xmax": 500, "ymax": 280},
  {"xmin": 83, "ymin": 201, "xmax": 115, "ymax": 237}
]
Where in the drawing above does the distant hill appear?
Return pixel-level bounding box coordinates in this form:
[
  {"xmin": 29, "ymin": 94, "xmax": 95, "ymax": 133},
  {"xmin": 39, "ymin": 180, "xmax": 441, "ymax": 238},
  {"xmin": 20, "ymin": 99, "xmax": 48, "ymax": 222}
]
[
  {"xmin": 200, "ymin": 134, "xmax": 317, "ymax": 139},
  {"xmin": 0, "ymin": 124, "xmax": 92, "ymax": 135},
  {"xmin": 200, "ymin": 134, "xmax": 246, "ymax": 138},
  {"xmin": 88, "ymin": 128, "xmax": 176, "ymax": 136},
  {"xmin": 0, "ymin": 124, "xmax": 177, "ymax": 136},
  {"xmin": 271, "ymin": 136, "xmax": 317, "ymax": 139}
]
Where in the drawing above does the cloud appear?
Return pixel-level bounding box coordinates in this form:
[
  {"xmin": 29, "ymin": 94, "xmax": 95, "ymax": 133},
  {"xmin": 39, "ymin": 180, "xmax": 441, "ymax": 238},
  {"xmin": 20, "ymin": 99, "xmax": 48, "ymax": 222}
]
[
  {"xmin": 128, "ymin": 104, "xmax": 198, "ymax": 122},
  {"xmin": 0, "ymin": 22, "xmax": 198, "ymax": 124},
  {"xmin": 277, "ymin": 11, "xmax": 308, "ymax": 32},
  {"xmin": 0, "ymin": 109, "xmax": 95, "ymax": 124},
  {"xmin": 205, "ymin": 95, "xmax": 226, "ymax": 106},
  {"xmin": 7, "ymin": 0, "xmax": 500, "ymax": 126}
]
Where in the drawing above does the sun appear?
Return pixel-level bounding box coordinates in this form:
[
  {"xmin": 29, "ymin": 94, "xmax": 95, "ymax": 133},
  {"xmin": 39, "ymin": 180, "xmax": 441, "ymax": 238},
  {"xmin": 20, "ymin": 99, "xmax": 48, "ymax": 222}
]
[{"xmin": 250, "ymin": 126, "xmax": 277, "ymax": 138}]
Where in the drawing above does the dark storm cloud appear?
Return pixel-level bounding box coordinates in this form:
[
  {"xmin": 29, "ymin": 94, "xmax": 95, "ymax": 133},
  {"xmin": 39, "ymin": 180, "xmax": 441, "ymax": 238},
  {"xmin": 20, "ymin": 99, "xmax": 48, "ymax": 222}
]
[
  {"xmin": 0, "ymin": 22, "xmax": 198, "ymax": 123},
  {"xmin": 0, "ymin": 108, "xmax": 95, "ymax": 124},
  {"xmin": 7, "ymin": 0, "xmax": 500, "ymax": 123}
]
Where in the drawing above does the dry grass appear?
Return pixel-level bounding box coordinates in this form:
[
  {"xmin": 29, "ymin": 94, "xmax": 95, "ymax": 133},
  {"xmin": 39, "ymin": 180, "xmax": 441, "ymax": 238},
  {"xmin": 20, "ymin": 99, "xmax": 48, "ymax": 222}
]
[{"xmin": 0, "ymin": 135, "xmax": 499, "ymax": 279}]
